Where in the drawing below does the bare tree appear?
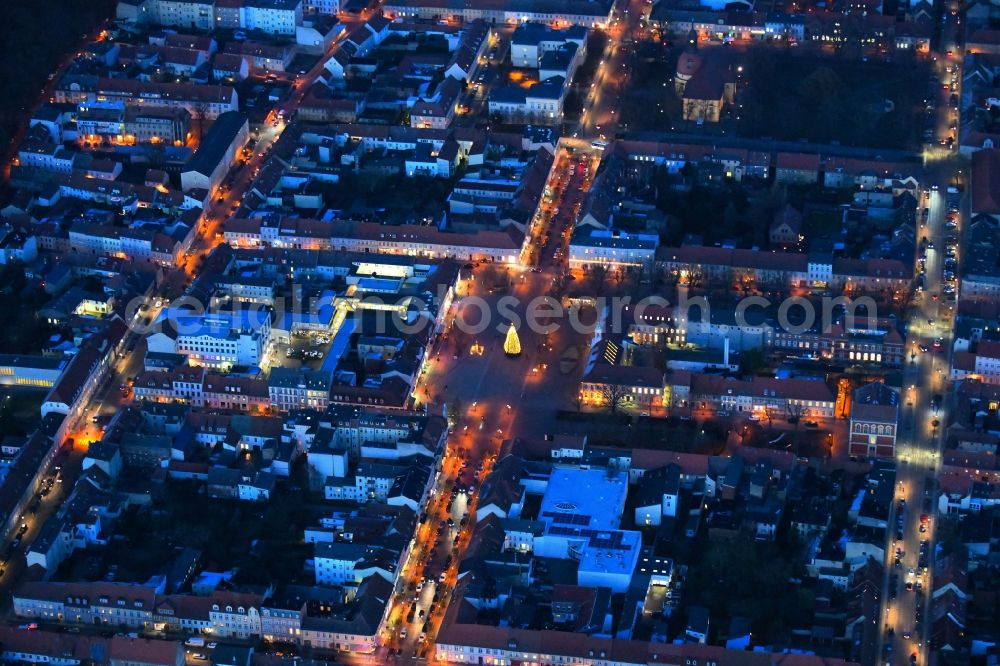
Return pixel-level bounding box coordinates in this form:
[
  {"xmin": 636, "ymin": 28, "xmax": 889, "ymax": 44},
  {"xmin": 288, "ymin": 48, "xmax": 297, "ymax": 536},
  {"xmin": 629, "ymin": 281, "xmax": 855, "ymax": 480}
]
[
  {"xmin": 140, "ymin": 141, "xmax": 167, "ymax": 168},
  {"xmin": 787, "ymin": 402, "xmax": 805, "ymax": 454},
  {"xmin": 633, "ymin": 263, "xmax": 646, "ymax": 291},
  {"xmin": 601, "ymin": 383, "xmax": 631, "ymax": 415},
  {"xmin": 447, "ymin": 397, "xmax": 463, "ymax": 427},
  {"xmin": 589, "ymin": 263, "xmax": 608, "ymax": 295},
  {"xmin": 763, "ymin": 405, "xmax": 777, "ymax": 433},
  {"xmin": 786, "ymin": 402, "xmax": 805, "ymax": 422},
  {"xmin": 190, "ymin": 102, "xmax": 211, "ymax": 142}
]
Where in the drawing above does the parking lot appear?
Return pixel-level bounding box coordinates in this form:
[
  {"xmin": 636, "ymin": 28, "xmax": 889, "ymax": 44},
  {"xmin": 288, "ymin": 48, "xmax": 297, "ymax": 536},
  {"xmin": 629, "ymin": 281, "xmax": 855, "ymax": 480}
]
[{"xmin": 271, "ymin": 330, "xmax": 334, "ymax": 371}]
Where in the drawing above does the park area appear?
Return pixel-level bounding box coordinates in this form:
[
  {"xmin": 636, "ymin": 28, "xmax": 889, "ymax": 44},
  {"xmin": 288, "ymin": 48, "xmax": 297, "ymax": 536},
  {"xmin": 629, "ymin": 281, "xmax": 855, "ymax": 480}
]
[{"xmin": 737, "ymin": 51, "xmax": 930, "ymax": 149}]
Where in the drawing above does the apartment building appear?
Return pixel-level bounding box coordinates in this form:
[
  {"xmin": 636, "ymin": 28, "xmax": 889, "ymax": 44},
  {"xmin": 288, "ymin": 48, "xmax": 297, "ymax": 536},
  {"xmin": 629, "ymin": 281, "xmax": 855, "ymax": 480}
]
[
  {"xmin": 383, "ymin": 0, "xmax": 615, "ymax": 28},
  {"xmin": 268, "ymin": 367, "xmax": 332, "ymax": 411},
  {"xmin": 132, "ymin": 366, "xmax": 207, "ymax": 404},
  {"xmin": 224, "ymin": 217, "xmax": 523, "ymax": 263},
  {"xmin": 156, "ymin": 0, "xmax": 215, "ymax": 30},
  {"xmin": 68, "ymin": 223, "xmax": 184, "ymax": 267},
  {"xmin": 568, "ymin": 228, "xmax": 659, "ymax": 269},
  {"xmin": 223, "ymin": 41, "xmax": 296, "ymax": 72},
  {"xmin": 771, "ymin": 319, "xmax": 906, "ymax": 367},
  {"xmin": 489, "ymin": 76, "xmax": 567, "ymax": 124},
  {"xmin": 685, "ymin": 373, "xmax": 837, "ymax": 418},
  {"xmin": 244, "ymin": 0, "xmax": 303, "ymax": 35},
  {"xmin": 321, "ymin": 405, "xmax": 447, "ymax": 459},
  {"xmin": 124, "ymin": 107, "xmax": 193, "ymax": 145},
  {"xmin": 146, "ymin": 309, "xmax": 272, "ymax": 370},
  {"xmin": 657, "ymin": 245, "xmax": 912, "ymax": 295},
  {"xmin": 123, "ymin": 0, "xmax": 304, "ymax": 34},
  {"xmin": 13, "ymin": 581, "xmax": 157, "ymax": 628},
  {"xmin": 579, "ymin": 364, "xmax": 666, "ymax": 410},
  {"xmin": 953, "ymin": 340, "xmax": 1000, "ymax": 384},
  {"xmin": 84, "ymin": 79, "xmax": 239, "ymax": 121},
  {"xmin": 511, "ymin": 23, "xmax": 588, "ymax": 68}
]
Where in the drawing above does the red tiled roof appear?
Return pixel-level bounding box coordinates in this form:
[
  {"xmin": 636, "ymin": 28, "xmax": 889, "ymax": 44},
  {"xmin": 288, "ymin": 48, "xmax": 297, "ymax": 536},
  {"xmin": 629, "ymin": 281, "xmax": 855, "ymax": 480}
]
[
  {"xmin": 977, "ymin": 340, "xmax": 1000, "ymax": 359},
  {"xmin": 582, "ymin": 363, "xmax": 664, "ymax": 387},
  {"xmin": 942, "ymin": 449, "xmax": 996, "ymax": 470},
  {"xmin": 629, "ymin": 449, "xmax": 710, "ymax": 476},
  {"xmin": 213, "ymin": 53, "xmax": 246, "ymax": 72},
  {"xmin": 108, "ymin": 636, "xmax": 182, "ymax": 666},
  {"xmin": 164, "ymin": 33, "xmax": 215, "ymax": 52},
  {"xmin": 776, "ymin": 152, "xmax": 822, "ymax": 171},
  {"xmin": 97, "ymin": 78, "xmax": 235, "ymax": 104},
  {"xmin": 937, "ymin": 466, "xmax": 1000, "ymax": 496},
  {"xmin": 676, "ymin": 51, "xmax": 703, "ymax": 77},
  {"xmin": 437, "ymin": 591, "xmax": 857, "ymax": 666},
  {"xmin": 971, "ymin": 148, "xmax": 1000, "ymax": 215},
  {"xmin": 953, "ymin": 351, "xmax": 977, "ymax": 371},
  {"xmin": 168, "ymin": 460, "xmax": 211, "ymax": 474},
  {"xmin": 14, "ymin": 580, "xmax": 157, "ymax": 607},
  {"xmin": 968, "ymin": 28, "xmax": 1000, "ymax": 47},
  {"xmin": 0, "ymin": 626, "xmax": 93, "ymax": 661}
]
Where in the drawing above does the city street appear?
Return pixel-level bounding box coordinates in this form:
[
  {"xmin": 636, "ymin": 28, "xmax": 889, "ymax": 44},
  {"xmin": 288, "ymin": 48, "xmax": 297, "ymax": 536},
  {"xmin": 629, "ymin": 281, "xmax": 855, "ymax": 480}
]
[
  {"xmin": 877, "ymin": 183, "xmax": 962, "ymax": 666},
  {"xmin": 578, "ymin": 0, "xmax": 649, "ymax": 139},
  {"xmin": 0, "ymin": 446, "xmax": 82, "ymax": 597}
]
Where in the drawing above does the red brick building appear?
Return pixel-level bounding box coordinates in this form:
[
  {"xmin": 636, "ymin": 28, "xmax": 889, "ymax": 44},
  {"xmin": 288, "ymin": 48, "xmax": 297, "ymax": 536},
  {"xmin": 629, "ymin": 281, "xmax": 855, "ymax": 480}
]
[{"xmin": 849, "ymin": 381, "xmax": 900, "ymax": 459}]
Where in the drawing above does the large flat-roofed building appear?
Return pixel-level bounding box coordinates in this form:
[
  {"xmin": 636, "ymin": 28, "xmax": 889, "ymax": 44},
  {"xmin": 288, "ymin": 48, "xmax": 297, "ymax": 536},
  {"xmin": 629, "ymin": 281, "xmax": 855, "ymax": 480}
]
[
  {"xmin": 534, "ymin": 468, "xmax": 641, "ymax": 593},
  {"xmin": 180, "ymin": 111, "xmax": 248, "ymax": 192},
  {"xmin": 146, "ymin": 308, "xmax": 271, "ymax": 370},
  {"xmin": 0, "ymin": 355, "xmax": 67, "ymax": 388},
  {"xmin": 569, "ymin": 228, "xmax": 659, "ymax": 268}
]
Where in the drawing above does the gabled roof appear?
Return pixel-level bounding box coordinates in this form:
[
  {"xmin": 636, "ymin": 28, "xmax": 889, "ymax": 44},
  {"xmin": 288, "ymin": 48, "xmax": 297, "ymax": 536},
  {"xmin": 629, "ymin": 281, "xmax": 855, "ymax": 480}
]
[{"xmin": 971, "ymin": 148, "xmax": 1000, "ymax": 215}]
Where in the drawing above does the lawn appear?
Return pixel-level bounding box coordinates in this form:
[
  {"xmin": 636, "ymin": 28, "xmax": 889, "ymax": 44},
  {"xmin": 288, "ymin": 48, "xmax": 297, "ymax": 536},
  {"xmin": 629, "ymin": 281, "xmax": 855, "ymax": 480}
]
[
  {"xmin": 619, "ymin": 42, "xmax": 683, "ymax": 133},
  {"xmin": 738, "ymin": 51, "xmax": 929, "ymax": 149},
  {"xmin": 0, "ymin": 390, "xmax": 45, "ymax": 438}
]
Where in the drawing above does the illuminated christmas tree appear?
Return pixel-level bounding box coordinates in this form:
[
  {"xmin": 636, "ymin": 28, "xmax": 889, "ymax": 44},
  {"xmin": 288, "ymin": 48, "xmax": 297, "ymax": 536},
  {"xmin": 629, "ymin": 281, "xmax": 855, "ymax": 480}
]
[{"xmin": 503, "ymin": 324, "xmax": 521, "ymax": 357}]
